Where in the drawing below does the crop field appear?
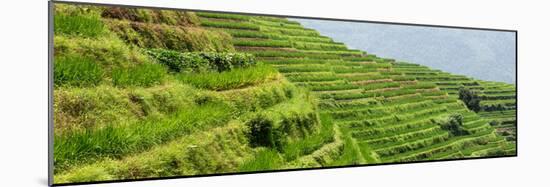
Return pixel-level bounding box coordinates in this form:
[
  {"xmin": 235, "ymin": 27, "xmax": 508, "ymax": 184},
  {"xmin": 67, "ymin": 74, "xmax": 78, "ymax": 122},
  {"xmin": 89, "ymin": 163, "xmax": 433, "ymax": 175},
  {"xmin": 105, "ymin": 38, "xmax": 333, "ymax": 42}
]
[
  {"xmin": 392, "ymin": 63, "xmax": 517, "ymax": 141},
  {"xmin": 52, "ymin": 3, "xmax": 517, "ymax": 185}
]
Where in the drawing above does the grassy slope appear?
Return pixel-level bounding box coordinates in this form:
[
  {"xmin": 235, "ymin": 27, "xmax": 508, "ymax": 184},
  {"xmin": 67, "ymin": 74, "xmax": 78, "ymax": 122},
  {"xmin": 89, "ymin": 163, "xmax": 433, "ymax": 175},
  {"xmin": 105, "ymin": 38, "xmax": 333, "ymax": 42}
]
[
  {"xmin": 52, "ymin": 3, "xmax": 516, "ymax": 184},
  {"xmin": 53, "ymin": 4, "xmax": 330, "ymax": 183}
]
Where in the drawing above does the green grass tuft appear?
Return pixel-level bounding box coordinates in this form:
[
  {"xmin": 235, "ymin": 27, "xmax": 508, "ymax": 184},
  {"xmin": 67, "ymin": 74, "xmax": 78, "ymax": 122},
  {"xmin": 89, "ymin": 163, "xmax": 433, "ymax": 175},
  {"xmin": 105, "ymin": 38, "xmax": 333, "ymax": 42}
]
[
  {"xmin": 54, "ymin": 102, "xmax": 231, "ymax": 173},
  {"xmin": 111, "ymin": 63, "xmax": 167, "ymax": 87},
  {"xmin": 239, "ymin": 149, "xmax": 283, "ymax": 172},
  {"xmin": 282, "ymin": 113, "xmax": 335, "ymax": 161},
  {"xmin": 54, "ymin": 14, "xmax": 105, "ymax": 37},
  {"xmin": 54, "ymin": 55, "xmax": 104, "ymax": 87},
  {"xmin": 176, "ymin": 64, "xmax": 278, "ymax": 91},
  {"xmin": 146, "ymin": 49, "xmax": 256, "ymax": 73}
]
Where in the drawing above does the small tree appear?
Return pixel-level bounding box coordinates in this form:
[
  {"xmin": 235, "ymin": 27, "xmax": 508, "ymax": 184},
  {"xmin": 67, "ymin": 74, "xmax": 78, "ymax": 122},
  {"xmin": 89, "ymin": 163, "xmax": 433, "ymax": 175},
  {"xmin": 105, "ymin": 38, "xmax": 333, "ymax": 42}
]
[
  {"xmin": 459, "ymin": 87, "xmax": 481, "ymax": 112},
  {"xmin": 437, "ymin": 114, "xmax": 469, "ymax": 136},
  {"xmin": 246, "ymin": 114, "xmax": 285, "ymax": 151}
]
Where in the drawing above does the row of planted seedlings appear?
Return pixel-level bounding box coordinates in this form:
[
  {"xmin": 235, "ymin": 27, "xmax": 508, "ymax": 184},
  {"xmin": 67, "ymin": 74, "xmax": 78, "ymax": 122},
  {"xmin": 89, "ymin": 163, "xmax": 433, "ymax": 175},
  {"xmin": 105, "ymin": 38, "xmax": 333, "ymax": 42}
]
[
  {"xmin": 322, "ymin": 63, "xmax": 448, "ymax": 162},
  {"xmin": 340, "ymin": 61, "xmax": 513, "ymax": 162},
  {"xmin": 284, "ymin": 42, "xmax": 508, "ymax": 161},
  {"xmin": 196, "ymin": 12, "xmax": 364, "ymax": 56},
  {"xmin": 392, "ymin": 101, "xmax": 514, "ymax": 161},
  {"xmin": 390, "ymin": 64, "xmax": 508, "ymax": 158}
]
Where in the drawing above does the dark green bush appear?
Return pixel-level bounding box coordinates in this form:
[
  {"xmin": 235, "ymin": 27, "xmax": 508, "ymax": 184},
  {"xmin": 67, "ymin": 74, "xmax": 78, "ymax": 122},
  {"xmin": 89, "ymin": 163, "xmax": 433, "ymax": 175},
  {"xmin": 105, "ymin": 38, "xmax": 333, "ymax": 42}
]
[
  {"xmin": 54, "ymin": 14, "xmax": 105, "ymax": 37},
  {"xmin": 481, "ymin": 103, "xmax": 509, "ymax": 111},
  {"xmin": 54, "ymin": 55, "xmax": 104, "ymax": 87},
  {"xmin": 145, "ymin": 49, "xmax": 206, "ymax": 72},
  {"xmin": 436, "ymin": 114, "xmax": 470, "ymax": 136},
  {"xmin": 111, "ymin": 63, "xmax": 166, "ymax": 87},
  {"xmin": 246, "ymin": 114, "xmax": 284, "ymax": 150},
  {"xmin": 145, "ymin": 49, "xmax": 256, "ymax": 72},
  {"xmin": 459, "ymin": 87, "xmax": 481, "ymax": 112},
  {"xmin": 245, "ymin": 91, "xmax": 319, "ymax": 152}
]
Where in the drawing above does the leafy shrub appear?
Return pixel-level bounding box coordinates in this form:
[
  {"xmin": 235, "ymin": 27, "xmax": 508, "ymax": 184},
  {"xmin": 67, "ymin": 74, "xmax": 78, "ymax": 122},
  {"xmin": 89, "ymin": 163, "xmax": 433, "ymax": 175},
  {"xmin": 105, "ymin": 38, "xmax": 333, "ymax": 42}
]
[
  {"xmin": 200, "ymin": 52, "xmax": 256, "ymax": 72},
  {"xmin": 146, "ymin": 49, "xmax": 207, "ymax": 72},
  {"xmin": 54, "ymin": 14, "xmax": 105, "ymax": 37},
  {"xmin": 146, "ymin": 49, "xmax": 256, "ymax": 72},
  {"xmin": 54, "ymin": 55, "xmax": 104, "ymax": 87},
  {"xmin": 111, "ymin": 63, "xmax": 166, "ymax": 87},
  {"xmin": 459, "ymin": 87, "xmax": 481, "ymax": 112}
]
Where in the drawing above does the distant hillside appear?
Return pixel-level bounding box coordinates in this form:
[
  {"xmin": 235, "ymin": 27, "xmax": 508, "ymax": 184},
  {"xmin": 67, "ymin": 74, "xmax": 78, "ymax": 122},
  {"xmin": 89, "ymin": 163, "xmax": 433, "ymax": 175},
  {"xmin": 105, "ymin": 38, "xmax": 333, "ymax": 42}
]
[
  {"xmin": 295, "ymin": 19, "xmax": 516, "ymax": 84},
  {"xmin": 52, "ymin": 3, "xmax": 516, "ymax": 184}
]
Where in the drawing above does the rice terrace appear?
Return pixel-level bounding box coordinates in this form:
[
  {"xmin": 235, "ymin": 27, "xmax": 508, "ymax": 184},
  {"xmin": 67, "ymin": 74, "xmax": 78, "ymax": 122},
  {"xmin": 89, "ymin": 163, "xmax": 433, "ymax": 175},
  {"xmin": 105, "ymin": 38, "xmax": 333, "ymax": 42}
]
[{"xmin": 51, "ymin": 2, "xmax": 517, "ymax": 184}]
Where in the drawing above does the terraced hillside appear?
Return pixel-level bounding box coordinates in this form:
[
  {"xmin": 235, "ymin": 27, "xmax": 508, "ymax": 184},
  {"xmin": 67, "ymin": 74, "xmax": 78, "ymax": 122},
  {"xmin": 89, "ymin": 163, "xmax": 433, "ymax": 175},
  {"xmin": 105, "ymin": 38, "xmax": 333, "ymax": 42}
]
[
  {"xmin": 52, "ymin": 3, "xmax": 516, "ymax": 184},
  {"xmin": 392, "ymin": 63, "xmax": 517, "ymax": 142},
  {"xmin": 195, "ymin": 12, "xmax": 517, "ymax": 163}
]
